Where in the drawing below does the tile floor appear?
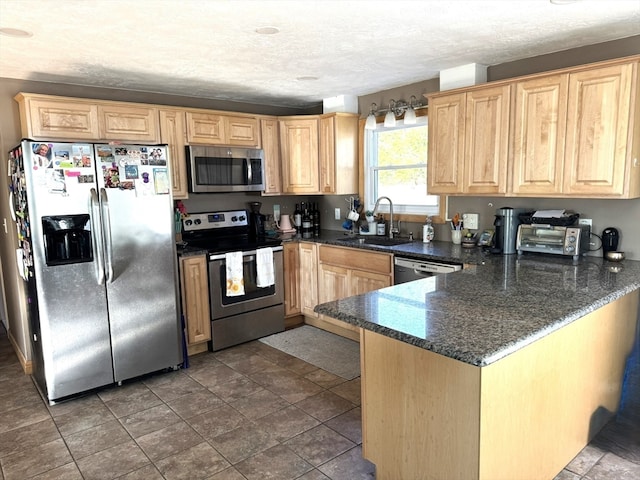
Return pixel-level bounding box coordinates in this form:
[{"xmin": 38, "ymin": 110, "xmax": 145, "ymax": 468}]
[{"xmin": 1, "ymin": 324, "xmax": 638, "ymax": 480}]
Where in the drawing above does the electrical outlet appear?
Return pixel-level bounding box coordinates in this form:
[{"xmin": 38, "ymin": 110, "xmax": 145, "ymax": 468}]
[
  {"xmin": 462, "ymin": 213, "xmax": 479, "ymax": 230},
  {"xmin": 334, "ymin": 208, "xmax": 341, "ymax": 220},
  {"xmin": 579, "ymin": 218, "xmax": 592, "ymax": 227}
]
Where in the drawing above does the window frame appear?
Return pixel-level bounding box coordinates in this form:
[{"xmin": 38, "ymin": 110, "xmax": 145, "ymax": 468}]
[{"xmin": 358, "ymin": 108, "xmax": 446, "ymax": 224}]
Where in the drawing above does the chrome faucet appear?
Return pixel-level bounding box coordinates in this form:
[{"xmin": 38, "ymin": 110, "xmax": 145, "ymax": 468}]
[{"xmin": 372, "ymin": 196, "xmax": 399, "ymax": 239}]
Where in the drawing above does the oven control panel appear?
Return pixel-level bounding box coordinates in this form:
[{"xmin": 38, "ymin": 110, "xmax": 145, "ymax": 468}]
[{"xmin": 183, "ymin": 210, "xmax": 248, "ymax": 232}]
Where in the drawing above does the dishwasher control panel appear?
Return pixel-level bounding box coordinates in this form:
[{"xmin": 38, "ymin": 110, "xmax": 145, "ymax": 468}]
[{"xmin": 394, "ymin": 257, "xmax": 462, "ymax": 284}]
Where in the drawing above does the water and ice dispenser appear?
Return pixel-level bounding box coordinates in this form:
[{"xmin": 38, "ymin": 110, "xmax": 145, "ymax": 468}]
[{"xmin": 42, "ymin": 215, "xmax": 93, "ymax": 266}]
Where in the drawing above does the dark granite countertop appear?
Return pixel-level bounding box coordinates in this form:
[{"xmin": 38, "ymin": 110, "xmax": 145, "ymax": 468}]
[{"xmin": 312, "ymin": 238, "xmax": 640, "ymax": 366}]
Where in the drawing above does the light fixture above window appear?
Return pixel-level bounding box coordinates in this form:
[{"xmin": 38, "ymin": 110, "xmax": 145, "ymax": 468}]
[{"xmin": 365, "ymin": 95, "xmax": 426, "ymax": 130}]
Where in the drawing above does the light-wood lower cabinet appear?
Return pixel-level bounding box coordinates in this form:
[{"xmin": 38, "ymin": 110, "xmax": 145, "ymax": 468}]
[
  {"xmin": 298, "ymin": 242, "xmax": 319, "ymax": 318},
  {"xmin": 311, "ymin": 245, "xmax": 393, "ymax": 340},
  {"xmin": 179, "ymin": 255, "xmax": 211, "ymax": 355},
  {"xmin": 283, "ymin": 242, "xmax": 302, "ymax": 327},
  {"xmin": 360, "ymin": 290, "xmax": 639, "ymax": 480}
]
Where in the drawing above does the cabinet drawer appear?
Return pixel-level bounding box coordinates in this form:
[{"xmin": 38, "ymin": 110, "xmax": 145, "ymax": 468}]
[{"xmin": 319, "ymin": 245, "xmax": 392, "ymax": 275}]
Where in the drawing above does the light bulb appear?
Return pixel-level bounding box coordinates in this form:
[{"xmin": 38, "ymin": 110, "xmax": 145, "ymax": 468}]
[
  {"xmin": 384, "ymin": 110, "xmax": 396, "ymax": 127},
  {"xmin": 404, "ymin": 106, "xmax": 416, "ymax": 124},
  {"xmin": 365, "ymin": 113, "xmax": 377, "ymax": 130}
]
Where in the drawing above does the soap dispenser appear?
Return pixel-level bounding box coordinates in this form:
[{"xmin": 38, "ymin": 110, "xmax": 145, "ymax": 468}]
[{"xmin": 422, "ymin": 216, "xmax": 434, "ymax": 243}]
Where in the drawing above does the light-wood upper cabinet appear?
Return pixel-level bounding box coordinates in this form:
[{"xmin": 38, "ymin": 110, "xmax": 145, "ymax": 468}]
[
  {"xmin": 279, "ymin": 117, "xmax": 320, "ymax": 193},
  {"xmin": 511, "ymin": 74, "xmax": 568, "ymax": 195},
  {"xmin": 159, "ymin": 108, "xmax": 189, "ymax": 199},
  {"xmin": 299, "ymin": 242, "xmax": 319, "ymax": 318},
  {"xmin": 185, "ymin": 111, "xmax": 260, "ymax": 147},
  {"xmin": 427, "ymin": 93, "xmax": 466, "ymax": 194},
  {"xmin": 260, "ymin": 117, "xmax": 282, "ymax": 195},
  {"xmin": 463, "ymin": 85, "xmax": 510, "ymax": 195},
  {"xmin": 98, "ymin": 104, "xmax": 160, "ymax": 142},
  {"xmin": 179, "ymin": 255, "xmax": 211, "ymax": 353},
  {"xmin": 427, "ymin": 85, "xmax": 509, "ymax": 195},
  {"xmin": 14, "ymin": 93, "xmax": 100, "ymax": 140},
  {"xmin": 563, "ymin": 62, "xmax": 637, "ymax": 197},
  {"xmin": 319, "ymin": 113, "xmax": 358, "ymax": 194}
]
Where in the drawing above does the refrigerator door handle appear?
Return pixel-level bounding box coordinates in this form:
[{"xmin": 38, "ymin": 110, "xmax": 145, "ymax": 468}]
[
  {"xmin": 90, "ymin": 189, "xmax": 105, "ymax": 284},
  {"xmin": 100, "ymin": 188, "xmax": 115, "ymax": 284},
  {"xmin": 9, "ymin": 191, "xmax": 17, "ymax": 222}
]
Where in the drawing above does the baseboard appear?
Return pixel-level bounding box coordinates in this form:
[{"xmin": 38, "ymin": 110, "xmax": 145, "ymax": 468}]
[
  {"xmin": 8, "ymin": 329, "xmax": 32, "ymax": 374},
  {"xmin": 304, "ymin": 315, "xmax": 360, "ymax": 342}
]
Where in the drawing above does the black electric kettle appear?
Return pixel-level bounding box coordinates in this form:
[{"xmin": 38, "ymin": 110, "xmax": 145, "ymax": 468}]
[{"xmin": 601, "ymin": 227, "xmax": 619, "ymax": 258}]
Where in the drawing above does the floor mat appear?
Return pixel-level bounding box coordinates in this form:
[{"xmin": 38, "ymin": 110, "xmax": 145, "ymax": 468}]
[{"xmin": 259, "ymin": 325, "xmax": 360, "ymax": 380}]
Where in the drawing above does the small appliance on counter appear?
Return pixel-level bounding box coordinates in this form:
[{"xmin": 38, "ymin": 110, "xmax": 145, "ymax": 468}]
[
  {"xmin": 516, "ymin": 209, "xmax": 590, "ymax": 260},
  {"xmin": 248, "ymin": 201, "xmax": 267, "ymax": 239},
  {"xmin": 516, "ymin": 224, "xmax": 591, "ymax": 260},
  {"xmin": 492, "ymin": 207, "xmax": 532, "ymax": 254},
  {"xmin": 602, "ymin": 227, "xmax": 619, "ymax": 257}
]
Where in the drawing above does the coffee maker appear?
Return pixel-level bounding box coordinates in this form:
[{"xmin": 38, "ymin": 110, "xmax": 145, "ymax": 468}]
[
  {"xmin": 248, "ymin": 201, "xmax": 266, "ymax": 239},
  {"xmin": 492, "ymin": 207, "xmax": 531, "ymax": 254},
  {"xmin": 601, "ymin": 227, "xmax": 619, "ymax": 258}
]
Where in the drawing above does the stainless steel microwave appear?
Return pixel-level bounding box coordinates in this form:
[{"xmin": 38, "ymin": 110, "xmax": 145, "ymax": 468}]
[{"xmin": 186, "ymin": 145, "xmax": 264, "ymax": 193}]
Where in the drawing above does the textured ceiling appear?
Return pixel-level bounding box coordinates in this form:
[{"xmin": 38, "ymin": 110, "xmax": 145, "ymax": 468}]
[{"xmin": 0, "ymin": 0, "xmax": 639, "ymax": 108}]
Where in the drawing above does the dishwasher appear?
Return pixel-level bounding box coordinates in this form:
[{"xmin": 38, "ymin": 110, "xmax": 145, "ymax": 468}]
[{"xmin": 393, "ymin": 256, "xmax": 462, "ymax": 284}]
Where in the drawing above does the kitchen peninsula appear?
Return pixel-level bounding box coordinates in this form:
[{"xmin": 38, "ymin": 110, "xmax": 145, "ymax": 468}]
[{"xmin": 315, "ymin": 252, "xmax": 640, "ymax": 480}]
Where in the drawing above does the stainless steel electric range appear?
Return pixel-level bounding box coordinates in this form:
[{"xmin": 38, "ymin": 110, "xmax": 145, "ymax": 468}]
[{"xmin": 181, "ymin": 210, "xmax": 284, "ymax": 351}]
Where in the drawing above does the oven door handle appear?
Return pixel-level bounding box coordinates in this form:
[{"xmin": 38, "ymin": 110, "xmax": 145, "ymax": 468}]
[{"xmin": 209, "ymin": 245, "xmax": 283, "ymax": 261}]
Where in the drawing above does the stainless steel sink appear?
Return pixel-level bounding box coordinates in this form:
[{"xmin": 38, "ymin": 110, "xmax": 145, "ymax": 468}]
[{"xmin": 334, "ymin": 236, "xmax": 413, "ymax": 247}]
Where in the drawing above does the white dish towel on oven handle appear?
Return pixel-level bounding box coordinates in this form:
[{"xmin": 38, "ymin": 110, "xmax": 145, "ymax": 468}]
[
  {"xmin": 225, "ymin": 251, "xmax": 245, "ymax": 296},
  {"xmin": 256, "ymin": 247, "xmax": 275, "ymax": 288}
]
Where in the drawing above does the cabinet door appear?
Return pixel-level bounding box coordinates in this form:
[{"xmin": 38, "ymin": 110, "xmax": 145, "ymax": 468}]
[
  {"xmin": 180, "ymin": 255, "xmax": 211, "ymax": 346},
  {"xmin": 159, "ymin": 109, "xmax": 189, "ymax": 199},
  {"xmin": 20, "ymin": 96, "xmax": 100, "ymax": 140},
  {"xmin": 351, "ymin": 269, "xmax": 391, "ymax": 296},
  {"xmin": 464, "ymin": 85, "xmax": 510, "ymax": 194},
  {"xmin": 299, "ymin": 242, "xmax": 318, "ymax": 317},
  {"xmin": 186, "ymin": 112, "xmax": 225, "ymax": 144},
  {"xmin": 283, "ymin": 242, "xmax": 301, "ymax": 316},
  {"xmin": 427, "ymin": 93, "xmax": 465, "ymax": 194},
  {"xmin": 280, "ymin": 118, "xmax": 320, "ymax": 193},
  {"xmin": 261, "ymin": 118, "xmax": 282, "ymax": 194},
  {"xmin": 318, "ymin": 113, "xmax": 359, "ymax": 195},
  {"xmin": 318, "ymin": 264, "xmax": 350, "ymax": 304},
  {"xmin": 319, "ymin": 115, "xmax": 337, "ymax": 194},
  {"xmin": 564, "ymin": 63, "xmax": 634, "ymax": 196},
  {"xmin": 226, "ymin": 116, "xmax": 260, "ymax": 147},
  {"xmin": 511, "ymin": 74, "xmax": 568, "ymax": 195},
  {"xmin": 98, "ymin": 104, "xmax": 160, "ymax": 142}
]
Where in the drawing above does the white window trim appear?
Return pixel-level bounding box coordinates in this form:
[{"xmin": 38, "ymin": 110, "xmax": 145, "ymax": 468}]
[{"xmin": 364, "ymin": 116, "xmax": 439, "ymax": 216}]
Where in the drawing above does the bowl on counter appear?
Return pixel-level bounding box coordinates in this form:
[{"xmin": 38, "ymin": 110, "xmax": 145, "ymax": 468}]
[{"xmin": 605, "ymin": 251, "xmax": 625, "ymax": 262}]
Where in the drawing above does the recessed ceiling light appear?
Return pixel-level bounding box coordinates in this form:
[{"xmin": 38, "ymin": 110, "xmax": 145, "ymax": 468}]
[
  {"xmin": 296, "ymin": 76, "xmax": 319, "ymax": 81},
  {"xmin": 255, "ymin": 26, "xmax": 280, "ymax": 35},
  {"xmin": 0, "ymin": 27, "xmax": 33, "ymax": 37}
]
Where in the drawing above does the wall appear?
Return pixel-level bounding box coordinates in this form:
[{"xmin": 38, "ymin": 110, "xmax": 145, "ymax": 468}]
[
  {"xmin": 0, "ymin": 78, "xmax": 320, "ymax": 366},
  {"xmin": 353, "ymin": 35, "xmax": 640, "ymax": 258}
]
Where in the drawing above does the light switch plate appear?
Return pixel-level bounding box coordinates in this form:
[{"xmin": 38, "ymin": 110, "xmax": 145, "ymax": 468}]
[
  {"xmin": 335, "ymin": 208, "xmax": 341, "ymax": 220},
  {"xmin": 462, "ymin": 213, "xmax": 479, "ymax": 230},
  {"xmin": 273, "ymin": 204, "xmax": 280, "ymax": 222}
]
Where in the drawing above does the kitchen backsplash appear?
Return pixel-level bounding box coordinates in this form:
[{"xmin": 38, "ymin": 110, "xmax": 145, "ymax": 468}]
[{"xmin": 180, "ymin": 193, "xmax": 640, "ymax": 260}]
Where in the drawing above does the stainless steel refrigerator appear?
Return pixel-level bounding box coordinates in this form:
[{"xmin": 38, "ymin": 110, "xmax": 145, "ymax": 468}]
[{"xmin": 8, "ymin": 140, "xmax": 182, "ymax": 403}]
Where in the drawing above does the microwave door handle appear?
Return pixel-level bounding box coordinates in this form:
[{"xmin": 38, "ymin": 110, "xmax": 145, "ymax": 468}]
[
  {"xmin": 99, "ymin": 188, "xmax": 115, "ymax": 284},
  {"xmin": 90, "ymin": 188, "xmax": 105, "ymax": 284},
  {"xmin": 245, "ymin": 158, "xmax": 252, "ymax": 185}
]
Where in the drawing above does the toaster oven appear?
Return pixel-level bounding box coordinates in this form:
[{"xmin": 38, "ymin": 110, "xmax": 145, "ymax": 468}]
[{"xmin": 516, "ymin": 224, "xmax": 591, "ymax": 260}]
